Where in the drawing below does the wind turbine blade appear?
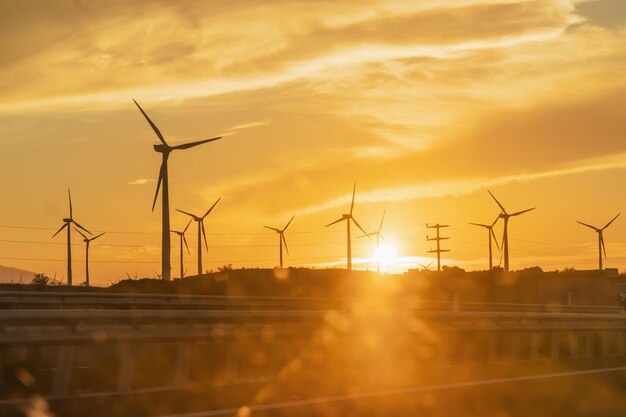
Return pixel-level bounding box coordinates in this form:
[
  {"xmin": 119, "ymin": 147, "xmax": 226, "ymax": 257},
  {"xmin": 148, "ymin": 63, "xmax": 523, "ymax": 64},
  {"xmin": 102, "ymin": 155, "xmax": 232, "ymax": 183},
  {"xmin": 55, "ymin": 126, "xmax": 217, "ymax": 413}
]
[
  {"xmin": 172, "ymin": 137, "xmax": 222, "ymax": 150},
  {"xmin": 202, "ymin": 197, "xmax": 221, "ymax": 219},
  {"xmin": 91, "ymin": 232, "xmax": 105, "ymax": 241},
  {"xmin": 378, "ymin": 210, "xmax": 386, "ymax": 232},
  {"xmin": 469, "ymin": 222, "xmax": 489, "ymax": 228},
  {"xmin": 68, "ymin": 189, "xmax": 73, "ymax": 219},
  {"xmin": 282, "ymin": 215, "xmax": 295, "ymax": 232},
  {"xmin": 133, "ymin": 99, "xmax": 168, "ymax": 146},
  {"xmin": 201, "ymin": 221, "xmax": 208, "ymax": 252},
  {"xmin": 351, "ymin": 217, "xmax": 369, "ymax": 237},
  {"xmin": 71, "ymin": 220, "xmax": 92, "ymax": 235},
  {"xmin": 282, "ymin": 233, "xmax": 290, "ymax": 255},
  {"xmin": 350, "ymin": 183, "xmax": 356, "ymax": 215},
  {"xmin": 487, "ymin": 190, "xmax": 506, "ymax": 214},
  {"xmin": 183, "ymin": 218, "xmax": 193, "ymax": 234},
  {"xmin": 325, "ymin": 217, "xmax": 345, "ymax": 228},
  {"xmin": 74, "ymin": 227, "xmax": 88, "ymax": 240},
  {"xmin": 491, "ymin": 216, "xmax": 499, "ymax": 227},
  {"xmin": 603, "ymin": 213, "xmax": 621, "ymax": 230},
  {"xmin": 491, "ymin": 228, "xmax": 500, "ymax": 251},
  {"xmin": 52, "ymin": 223, "xmax": 67, "ymax": 238},
  {"xmin": 427, "ymin": 261, "xmax": 433, "ymax": 268},
  {"xmin": 601, "ymin": 233, "xmax": 607, "ymax": 258},
  {"xmin": 357, "ymin": 232, "xmax": 374, "ymax": 239},
  {"xmin": 510, "ymin": 207, "xmax": 535, "ymax": 217},
  {"xmin": 379, "ymin": 232, "xmax": 386, "ymax": 242},
  {"xmin": 264, "ymin": 226, "xmax": 280, "ymax": 232},
  {"xmin": 576, "ymin": 220, "xmax": 597, "ymax": 231},
  {"xmin": 152, "ymin": 162, "xmax": 165, "ymax": 212},
  {"xmin": 183, "ymin": 235, "xmax": 190, "ymax": 255},
  {"xmin": 176, "ymin": 209, "xmax": 196, "ymax": 218}
]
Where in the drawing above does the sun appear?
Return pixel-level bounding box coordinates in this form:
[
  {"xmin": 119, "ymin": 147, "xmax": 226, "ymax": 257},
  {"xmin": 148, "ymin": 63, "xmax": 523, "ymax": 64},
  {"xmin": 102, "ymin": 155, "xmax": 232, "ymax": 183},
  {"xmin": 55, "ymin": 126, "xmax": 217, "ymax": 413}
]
[{"xmin": 372, "ymin": 242, "xmax": 399, "ymax": 270}]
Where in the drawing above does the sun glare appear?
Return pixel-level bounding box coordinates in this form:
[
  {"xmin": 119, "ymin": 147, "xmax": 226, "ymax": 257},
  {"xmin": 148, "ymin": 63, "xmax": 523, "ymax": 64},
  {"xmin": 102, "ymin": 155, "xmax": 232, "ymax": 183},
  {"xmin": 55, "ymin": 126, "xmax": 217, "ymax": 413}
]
[{"xmin": 372, "ymin": 242, "xmax": 399, "ymax": 270}]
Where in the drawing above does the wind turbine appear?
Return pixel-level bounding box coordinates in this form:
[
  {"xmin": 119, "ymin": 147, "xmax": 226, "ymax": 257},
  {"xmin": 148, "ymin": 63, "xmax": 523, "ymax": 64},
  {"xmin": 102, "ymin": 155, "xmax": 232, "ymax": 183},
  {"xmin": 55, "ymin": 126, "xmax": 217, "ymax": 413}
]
[
  {"xmin": 171, "ymin": 219, "xmax": 192, "ymax": 279},
  {"xmin": 576, "ymin": 213, "xmax": 620, "ymax": 271},
  {"xmin": 177, "ymin": 197, "xmax": 221, "ymax": 276},
  {"xmin": 75, "ymin": 229, "xmax": 105, "ymax": 287},
  {"xmin": 360, "ymin": 210, "xmax": 386, "ymax": 272},
  {"xmin": 419, "ymin": 261, "xmax": 434, "ymax": 271},
  {"xmin": 133, "ymin": 99, "xmax": 222, "ymax": 281},
  {"xmin": 487, "ymin": 190, "xmax": 535, "ymax": 272},
  {"xmin": 469, "ymin": 216, "xmax": 500, "ymax": 270},
  {"xmin": 52, "ymin": 189, "xmax": 91, "ymax": 286},
  {"xmin": 325, "ymin": 183, "xmax": 369, "ymax": 270},
  {"xmin": 264, "ymin": 215, "xmax": 295, "ymax": 268}
]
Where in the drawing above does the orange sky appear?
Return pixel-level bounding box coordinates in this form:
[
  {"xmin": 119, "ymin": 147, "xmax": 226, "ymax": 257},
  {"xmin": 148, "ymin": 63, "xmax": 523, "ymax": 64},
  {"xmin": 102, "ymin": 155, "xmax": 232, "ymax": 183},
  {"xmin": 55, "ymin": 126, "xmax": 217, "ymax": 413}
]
[{"xmin": 0, "ymin": 0, "xmax": 625, "ymax": 284}]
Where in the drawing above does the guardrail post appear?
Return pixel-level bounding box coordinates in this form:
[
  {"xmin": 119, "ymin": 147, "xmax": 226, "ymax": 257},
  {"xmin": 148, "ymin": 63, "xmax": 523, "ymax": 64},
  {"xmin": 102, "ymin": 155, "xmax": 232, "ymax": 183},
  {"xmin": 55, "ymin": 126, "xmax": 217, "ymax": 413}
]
[
  {"xmin": 569, "ymin": 332, "xmax": 579, "ymax": 358},
  {"xmin": 117, "ymin": 344, "xmax": 135, "ymax": 393},
  {"xmin": 52, "ymin": 345, "xmax": 75, "ymax": 398},
  {"xmin": 584, "ymin": 332, "xmax": 594, "ymax": 358},
  {"xmin": 487, "ymin": 334, "xmax": 498, "ymax": 363},
  {"xmin": 602, "ymin": 331, "xmax": 611, "ymax": 357},
  {"xmin": 618, "ymin": 331, "xmax": 626, "ymax": 356},
  {"xmin": 550, "ymin": 332, "xmax": 560, "ymax": 360},
  {"xmin": 530, "ymin": 333, "xmax": 541, "ymax": 361},
  {"xmin": 511, "ymin": 334, "xmax": 522, "ymax": 361},
  {"xmin": 452, "ymin": 293, "xmax": 460, "ymax": 312},
  {"xmin": 175, "ymin": 343, "xmax": 191, "ymax": 387}
]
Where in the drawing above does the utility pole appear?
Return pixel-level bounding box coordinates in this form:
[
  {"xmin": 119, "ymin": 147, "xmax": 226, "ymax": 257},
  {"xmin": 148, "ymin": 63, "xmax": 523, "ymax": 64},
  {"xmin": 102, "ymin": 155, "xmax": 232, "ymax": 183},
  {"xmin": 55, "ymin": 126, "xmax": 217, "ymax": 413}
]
[{"xmin": 427, "ymin": 223, "xmax": 450, "ymax": 272}]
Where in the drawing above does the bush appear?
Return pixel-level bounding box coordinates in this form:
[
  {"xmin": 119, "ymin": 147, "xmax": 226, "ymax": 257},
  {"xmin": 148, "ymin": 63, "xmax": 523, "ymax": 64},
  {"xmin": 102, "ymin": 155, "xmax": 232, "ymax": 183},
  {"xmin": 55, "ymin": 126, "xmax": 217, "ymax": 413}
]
[{"xmin": 31, "ymin": 273, "xmax": 50, "ymax": 286}]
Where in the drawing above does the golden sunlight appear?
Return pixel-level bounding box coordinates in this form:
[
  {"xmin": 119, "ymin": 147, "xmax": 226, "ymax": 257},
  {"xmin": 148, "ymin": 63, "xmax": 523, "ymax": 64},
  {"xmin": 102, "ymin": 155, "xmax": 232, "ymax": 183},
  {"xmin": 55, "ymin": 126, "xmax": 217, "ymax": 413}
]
[{"xmin": 372, "ymin": 242, "xmax": 399, "ymax": 271}]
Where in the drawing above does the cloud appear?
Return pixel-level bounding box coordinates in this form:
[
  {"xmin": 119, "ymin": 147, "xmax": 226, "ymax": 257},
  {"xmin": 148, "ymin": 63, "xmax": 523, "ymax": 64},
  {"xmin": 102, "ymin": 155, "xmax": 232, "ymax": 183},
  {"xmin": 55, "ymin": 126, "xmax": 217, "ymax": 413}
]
[{"xmin": 127, "ymin": 178, "xmax": 156, "ymax": 185}]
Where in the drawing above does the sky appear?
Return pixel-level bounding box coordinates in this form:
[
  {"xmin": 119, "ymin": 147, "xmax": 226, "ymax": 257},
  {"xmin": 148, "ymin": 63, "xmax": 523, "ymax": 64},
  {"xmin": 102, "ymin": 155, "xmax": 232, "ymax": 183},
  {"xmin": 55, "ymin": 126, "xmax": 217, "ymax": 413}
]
[{"xmin": 0, "ymin": 0, "xmax": 625, "ymax": 284}]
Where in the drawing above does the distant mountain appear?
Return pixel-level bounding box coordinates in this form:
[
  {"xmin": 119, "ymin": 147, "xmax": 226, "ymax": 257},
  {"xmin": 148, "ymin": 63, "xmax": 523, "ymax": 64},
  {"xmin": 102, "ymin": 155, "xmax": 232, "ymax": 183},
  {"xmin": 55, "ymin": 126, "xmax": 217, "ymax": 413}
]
[{"xmin": 0, "ymin": 265, "xmax": 37, "ymax": 284}]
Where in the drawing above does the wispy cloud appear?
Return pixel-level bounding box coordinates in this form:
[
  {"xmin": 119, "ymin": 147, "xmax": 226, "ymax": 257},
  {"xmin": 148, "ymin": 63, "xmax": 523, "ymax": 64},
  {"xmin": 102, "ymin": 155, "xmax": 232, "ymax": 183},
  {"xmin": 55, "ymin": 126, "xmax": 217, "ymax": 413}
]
[{"xmin": 127, "ymin": 178, "xmax": 156, "ymax": 186}]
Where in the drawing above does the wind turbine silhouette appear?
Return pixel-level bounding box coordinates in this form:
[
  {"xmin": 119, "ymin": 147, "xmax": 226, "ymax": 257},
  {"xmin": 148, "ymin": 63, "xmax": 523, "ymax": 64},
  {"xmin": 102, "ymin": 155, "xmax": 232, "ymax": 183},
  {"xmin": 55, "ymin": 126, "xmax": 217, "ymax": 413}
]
[
  {"xmin": 360, "ymin": 210, "xmax": 386, "ymax": 272},
  {"xmin": 177, "ymin": 197, "xmax": 221, "ymax": 276},
  {"xmin": 469, "ymin": 216, "xmax": 500, "ymax": 270},
  {"xmin": 75, "ymin": 229, "xmax": 105, "ymax": 287},
  {"xmin": 264, "ymin": 215, "xmax": 295, "ymax": 268},
  {"xmin": 419, "ymin": 261, "xmax": 434, "ymax": 271},
  {"xmin": 171, "ymin": 219, "xmax": 192, "ymax": 279},
  {"xmin": 576, "ymin": 213, "xmax": 620, "ymax": 272},
  {"xmin": 325, "ymin": 183, "xmax": 369, "ymax": 270},
  {"xmin": 487, "ymin": 190, "xmax": 535, "ymax": 272},
  {"xmin": 133, "ymin": 99, "xmax": 222, "ymax": 281},
  {"xmin": 52, "ymin": 189, "xmax": 91, "ymax": 286}
]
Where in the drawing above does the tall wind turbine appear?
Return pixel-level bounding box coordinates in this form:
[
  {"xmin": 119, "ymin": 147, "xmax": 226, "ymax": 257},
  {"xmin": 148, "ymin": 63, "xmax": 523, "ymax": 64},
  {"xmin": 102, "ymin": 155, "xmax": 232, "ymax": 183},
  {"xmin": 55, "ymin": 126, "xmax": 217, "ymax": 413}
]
[
  {"xmin": 177, "ymin": 197, "xmax": 221, "ymax": 276},
  {"xmin": 487, "ymin": 190, "xmax": 535, "ymax": 272},
  {"xmin": 52, "ymin": 189, "xmax": 91, "ymax": 286},
  {"xmin": 171, "ymin": 219, "xmax": 192, "ymax": 279},
  {"xmin": 469, "ymin": 216, "xmax": 500, "ymax": 270},
  {"xmin": 360, "ymin": 210, "xmax": 386, "ymax": 272},
  {"xmin": 133, "ymin": 99, "xmax": 222, "ymax": 281},
  {"xmin": 576, "ymin": 213, "xmax": 620, "ymax": 271},
  {"xmin": 75, "ymin": 229, "xmax": 105, "ymax": 287},
  {"xmin": 264, "ymin": 215, "xmax": 295, "ymax": 268},
  {"xmin": 325, "ymin": 183, "xmax": 369, "ymax": 270}
]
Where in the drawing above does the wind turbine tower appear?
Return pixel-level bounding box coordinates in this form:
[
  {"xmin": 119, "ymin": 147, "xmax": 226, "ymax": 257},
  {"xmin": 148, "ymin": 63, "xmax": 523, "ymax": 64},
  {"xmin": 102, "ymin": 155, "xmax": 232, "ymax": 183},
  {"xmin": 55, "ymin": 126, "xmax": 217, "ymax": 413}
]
[
  {"xmin": 264, "ymin": 215, "xmax": 295, "ymax": 268},
  {"xmin": 75, "ymin": 229, "xmax": 105, "ymax": 287},
  {"xmin": 52, "ymin": 189, "xmax": 91, "ymax": 286},
  {"xmin": 576, "ymin": 213, "xmax": 620, "ymax": 271},
  {"xmin": 133, "ymin": 100, "xmax": 222, "ymax": 281},
  {"xmin": 469, "ymin": 216, "xmax": 500, "ymax": 270},
  {"xmin": 487, "ymin": 190, "xmax": 535, "ymax": 272},
  {"xmin": 177, "ymin": 198, "xmax": 221, "ymax": 276},
  {"xmin": 325, "ymin": 183, "xmax": 369, "ymax": 270},
  {"xmin": 171, "ymin": 219, "xmax": 192, "ymax": 279}
]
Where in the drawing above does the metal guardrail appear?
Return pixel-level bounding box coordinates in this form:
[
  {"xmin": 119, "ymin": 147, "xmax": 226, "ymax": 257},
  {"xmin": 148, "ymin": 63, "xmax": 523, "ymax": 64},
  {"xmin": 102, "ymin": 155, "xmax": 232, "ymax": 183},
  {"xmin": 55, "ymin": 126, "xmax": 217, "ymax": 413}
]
[{"xmin": 0, "ymin": 290, "xmax": 620, "ymax": 314}]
